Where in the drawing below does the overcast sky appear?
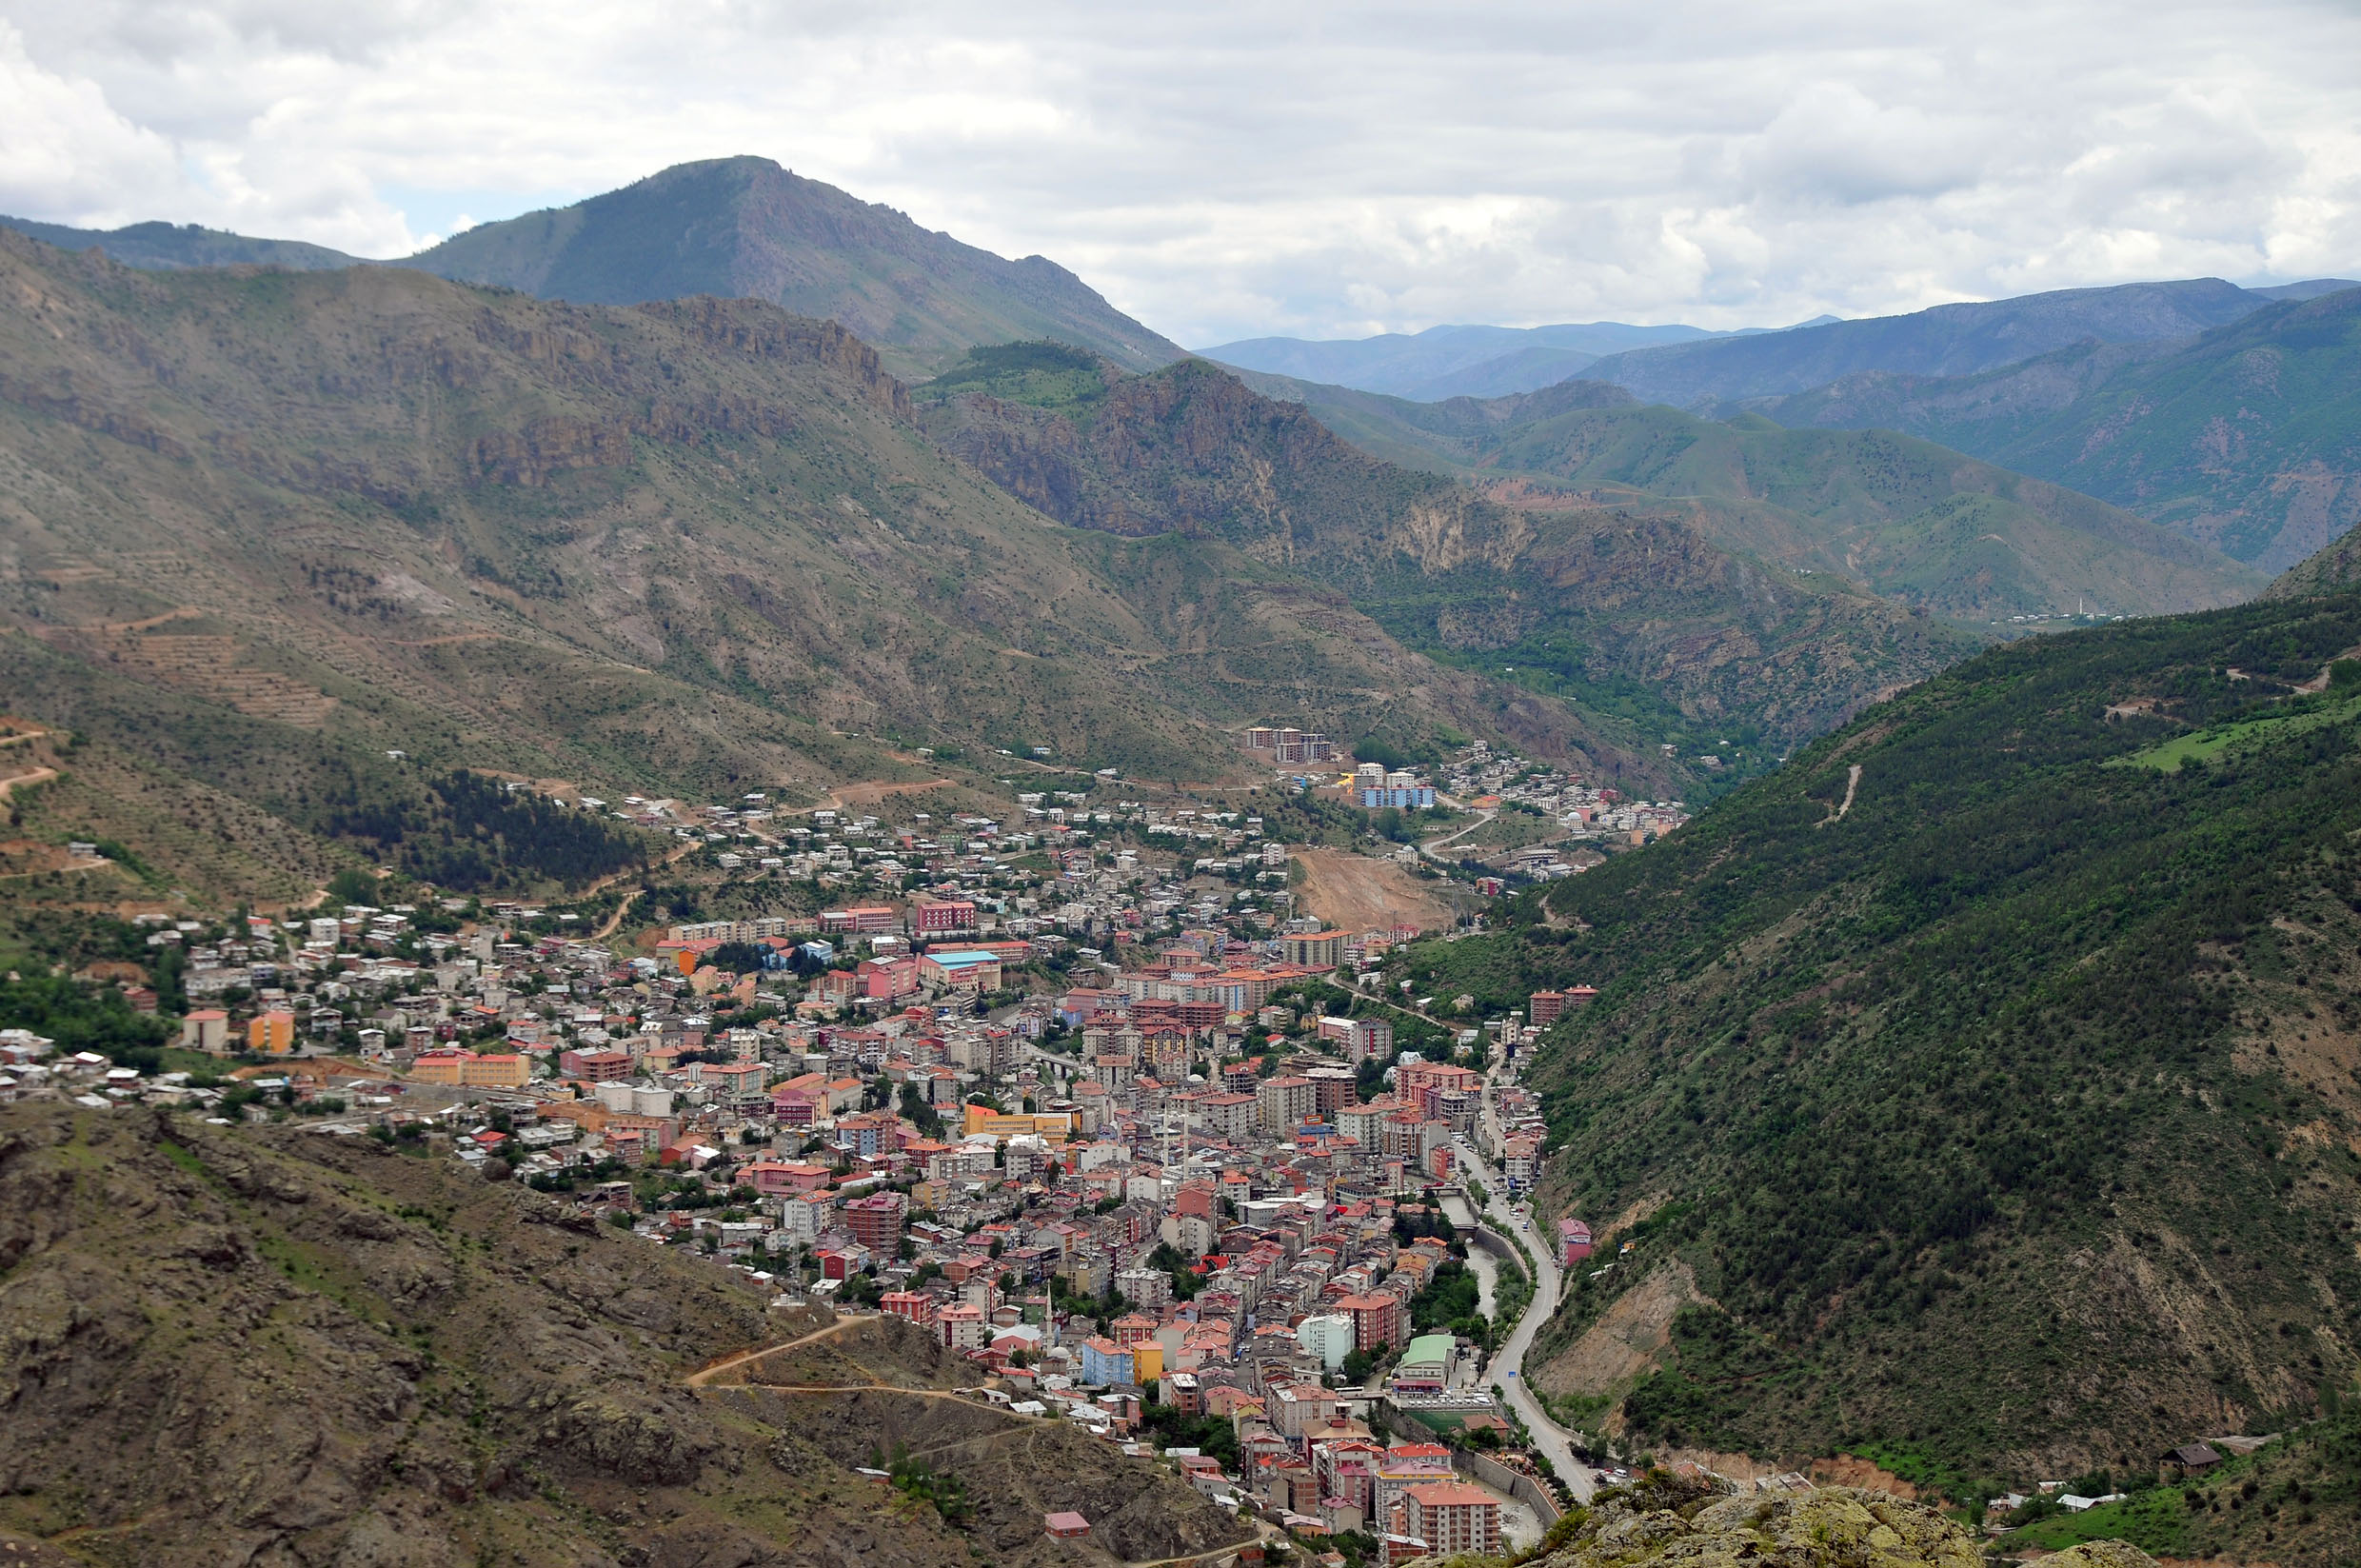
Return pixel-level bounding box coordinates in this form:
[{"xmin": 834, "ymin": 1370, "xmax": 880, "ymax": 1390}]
[{"xmin": 3, "ymin": 0, "xmax": 2356, "ymax": 345}]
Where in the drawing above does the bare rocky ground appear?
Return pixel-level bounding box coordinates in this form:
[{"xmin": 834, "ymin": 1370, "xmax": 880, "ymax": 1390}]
[{"xmin": 0, "ymin": 1105, "xmax": 1246, "ymax": 1567}]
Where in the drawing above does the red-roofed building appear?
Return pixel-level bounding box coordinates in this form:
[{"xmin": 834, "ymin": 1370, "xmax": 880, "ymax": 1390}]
[{"xmin": 1392, "ymin": 1480, "xmax": 1500, "ymax": 1558}]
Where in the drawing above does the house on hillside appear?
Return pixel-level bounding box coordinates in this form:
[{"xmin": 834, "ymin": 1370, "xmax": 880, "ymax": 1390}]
[{"xmin": 2158, "ymin": 1442, "xmax": 2221, "ymax": 1482}]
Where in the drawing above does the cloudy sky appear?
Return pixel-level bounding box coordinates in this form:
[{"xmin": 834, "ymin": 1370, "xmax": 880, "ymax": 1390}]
[{"xmin": 3, "ymin": 0, "xmax": 2357, "ymax": 345}]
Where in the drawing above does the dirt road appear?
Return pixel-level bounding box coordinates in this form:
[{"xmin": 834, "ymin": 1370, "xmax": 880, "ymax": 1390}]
[{"xmin": 684, "ymin": 1318, "xmax": 854, "ymax": 1387}]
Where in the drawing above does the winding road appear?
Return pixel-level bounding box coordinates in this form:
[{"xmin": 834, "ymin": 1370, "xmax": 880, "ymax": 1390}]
[{"xmin": 1454, "ymin": 1128, "xmax": 1601, "ymax": 1503}]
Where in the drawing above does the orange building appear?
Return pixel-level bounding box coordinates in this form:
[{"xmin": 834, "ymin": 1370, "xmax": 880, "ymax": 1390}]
[
  {"xmin": 408, "ymin": 1049, "xmax": 530, "ymax": 1088},
  {"xmin": 247, "ymin": 1010, "xmax": 297, "ymax": 1055}
]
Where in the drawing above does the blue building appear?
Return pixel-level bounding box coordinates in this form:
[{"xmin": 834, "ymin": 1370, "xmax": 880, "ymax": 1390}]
[{"xmin": 1357, "ymin": 786, "xmax": 1436, "ymax": 809}]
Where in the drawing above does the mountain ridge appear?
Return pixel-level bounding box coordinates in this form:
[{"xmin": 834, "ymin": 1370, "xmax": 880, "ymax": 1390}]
[
  {"xmin": 1192, "ymin": 365, "xmax": 2266, "ymax": 624},
  {"xmin": 0, "ymin": 228, "xmax": 1623, "ymax": 904},
  {"xmin": 1749, "ymin": 287, "xmax": 2361, "ymax": 573},
  {"xmin": 3, "ymin": 157, "xmax": 1186, "ymax": 380},
  {"xmin": 1579, "ymin": 276, "xmax": 2361, "ymax": 407}
]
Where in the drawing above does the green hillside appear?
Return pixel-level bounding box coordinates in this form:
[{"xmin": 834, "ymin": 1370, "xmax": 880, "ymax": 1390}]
[
  {"xmin": 1756, "ymin": 288, "xmax": 2361, "ymax": 575},
  {"xmin": 1388, "ymin": 590, "xmax": 2361, "ymax": 1491},
  {"xmin": 402, "ymin": 157, "xmax": 1185, "ymax": 377}
]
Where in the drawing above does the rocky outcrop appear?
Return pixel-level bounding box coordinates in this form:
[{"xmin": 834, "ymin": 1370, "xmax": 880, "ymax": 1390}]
[{"xmin": 1510, "ymin": 1474, "xmax": 2153, "ymax": 1568}]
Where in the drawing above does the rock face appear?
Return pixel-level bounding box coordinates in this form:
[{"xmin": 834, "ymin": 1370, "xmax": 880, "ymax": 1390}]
[{"xmin": 1515, "ymin": 1473, "xmax": 2155, "ymax": 1568}]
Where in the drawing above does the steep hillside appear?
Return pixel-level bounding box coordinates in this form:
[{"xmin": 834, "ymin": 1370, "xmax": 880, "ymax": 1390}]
[
  {"xmin": 1758, "ymin": 288, "xmax": 2361, "ymax": 574},
  {"xmin": 2270, "ymin": 523, "xmax": 2361, "ymax": 600},
  {"xmin": 1229, "ymin": 369, "xmax": 2262, "ymax": 623},
  {"xmin": 1389, "ymin": 590, "xmax": 2361, "ymax": 1495},
  {"xmin": 1582, "ymin": 278, "xmax": 2353, "ymax": 407},
  {"xmin": 0, "ymin": 1104, "xmax": 1243, "ymax": 1566},
  {"xmin": 0, "ymin": 215, "xmax": 359, "ymax": 272},
  {"xmin": 0, "ymin": 228, "xmax": 1632, "ymax": 900},
  {"xmin": 920, "ymin": 346, "xmax": 1975, "ymax": 770},
  {"xmin": 400, "ymin": 157, "xmax": 1183, "ymax": 376}
]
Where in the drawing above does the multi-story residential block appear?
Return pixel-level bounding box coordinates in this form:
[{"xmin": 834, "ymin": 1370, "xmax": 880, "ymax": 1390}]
[
  {"xmin": 1394, "ymin": 1481, "xmax": 1501, "ymax": 1559},
  {"xmin": 1256, "ymin": 1074, "xmax": 1317, "ymax": 1135}
]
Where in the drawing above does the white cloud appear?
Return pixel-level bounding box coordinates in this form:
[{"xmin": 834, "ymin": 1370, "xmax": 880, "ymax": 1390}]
[{"xmin": 0, "ymin": 0, "xmax": 2354, "ymax": 342}]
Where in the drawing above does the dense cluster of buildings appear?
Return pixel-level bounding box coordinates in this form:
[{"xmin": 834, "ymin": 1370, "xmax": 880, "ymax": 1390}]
[{"xmin": 19, "ymin": 762, "xmax": 1657, "ymax": 1558}]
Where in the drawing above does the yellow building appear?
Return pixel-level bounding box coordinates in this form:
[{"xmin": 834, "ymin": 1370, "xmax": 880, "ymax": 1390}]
[
  {"xmin": 409, "ymin": 1049, "xmax": 530, "ymax": 1089},
  {"xmin": 962, "ymin": 1105, "xmax": 1075, "ymax": 1142},
  {"xmin": 1133, "ymin": 1341, "xmax": 1164, "ymax": 1385},
  {"xmin": 247, "ymin": 1010, "xmax": 296, "ymax": 1055}
]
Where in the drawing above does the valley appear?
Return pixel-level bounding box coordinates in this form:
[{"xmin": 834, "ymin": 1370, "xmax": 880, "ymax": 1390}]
[{"xmin": 1, "ymin": 125, "xmax": 2359, "ymax": 1568}]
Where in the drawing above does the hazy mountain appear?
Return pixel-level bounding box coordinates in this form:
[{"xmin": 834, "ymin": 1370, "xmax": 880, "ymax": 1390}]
[
  {"xmin": 0, "ymin": 228, "xmax": 1620, "ymax": 899},
  {"xmin": 1392, "ymin": 587, "xmax": 2361, "ymax": 1485},
  {"xmin": 1755, "ymin": 286, "xmax": 2361, "ymax": 573},
  {"xmin": 397, "ymin": 156, "xmax": 1183, "ymax": 377},
  {"xmin": 5, "ymin": 157, "xmax": 1187, "ymax": 380},
  {"xmin": 0, "ymin": 213, "xmax": 359, "ymax": 271},
  {"xmin": 1196, "ymin": 320, "xmax": 1721, "ymax": 400},
  {"xmin": 1580, "ymin": 277, "xmax": 2359, "ymax": 407},
  {"xmin": 1215, "ymin": 368, "xmax": 2265, "ymax": 624}
]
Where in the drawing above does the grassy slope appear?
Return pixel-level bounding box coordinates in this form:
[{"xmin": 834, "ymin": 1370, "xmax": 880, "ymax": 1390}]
[{"xmin": 1391, "ymin": 590, "xmax": 2361, "ymax": 1495}]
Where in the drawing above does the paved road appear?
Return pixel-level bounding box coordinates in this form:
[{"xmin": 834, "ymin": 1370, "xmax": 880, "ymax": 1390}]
[{"xmin": 1456, "ymin": 1137, "xmax": 1599, "ymax": 1503}]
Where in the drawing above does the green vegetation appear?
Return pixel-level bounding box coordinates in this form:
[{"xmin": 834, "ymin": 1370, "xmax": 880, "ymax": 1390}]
[
  {"xmin": 0, "ymin": 973, "xmax": 169, "ymax": 1066},
  {"xmin": 325, "ymin": 770, "xmax": 651, "ymax": 891},
  {"xmin": 1141, "ymin": 1401, "xmax": 1240, "ymax": 1472},
  {"xmin": 1413, "ymin": 590, "xmax": 2361, "ymax": 1484},
  {"xmin": 914, "ymin": 342, "xmax": 1113, "ymax": 424},
  {"xmin": 2116, "ymin": 688, "xmax": 2361, "ymax": 772},
  {"xmin": 1765, "ymin": 287, "xmax": 2361, "ymax": 572},
  {"xmin": 872, "ymin": 1441, "xmax": 973, "ymax": 1529}
]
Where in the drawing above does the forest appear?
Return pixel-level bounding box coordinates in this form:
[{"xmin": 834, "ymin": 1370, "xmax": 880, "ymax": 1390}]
[{"xmin": 1388, "ymin": 589, "xmax": 2361, "ymax": 1484}]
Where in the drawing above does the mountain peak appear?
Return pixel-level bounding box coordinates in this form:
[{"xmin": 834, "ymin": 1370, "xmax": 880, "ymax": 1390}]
[{"xmin": 400, "ymin": 157, "xmax": 1184, "ymax": 376}]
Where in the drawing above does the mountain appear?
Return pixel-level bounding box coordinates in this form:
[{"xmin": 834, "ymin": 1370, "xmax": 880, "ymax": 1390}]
[
  {"xmin": 396, "ymin": 157, "xmax": 1183, "ymax": 377},
  {"xmin": 0, "ymin": 214, "xmax": 359, "ymax": 272},
  {"xmin": 1580, "ymin": 278, "xmax": 2360, "ymax": 408},
  {"xmin": 0, "ymin": 1103, "xmax": 1246, "ymax": 1566},
  {"xmin": 1197, "ymin": 321, "xmax": 1722, "ymax": 401},
  {"xmin": 1387, "ymin": 588, "xmax": 2361, "ymax": 1495},
  {"xmin": 1216, "ymin": 370, "xmax": 2266, "ymax": 624},
  {"xmin": 1752, "ymin": 287, "xmax": 2361, "ymax": 575},
  {"xmin": 0, "ymin": 228, "xmax": 1611, "ymax": 903},
  {"xmin": 4, "ymin": 157, "xmax": 1187, "ymax": 381},
  {"xmin": 917, "ymin": 345, "xmax": 1978, "ymax": 769}
]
